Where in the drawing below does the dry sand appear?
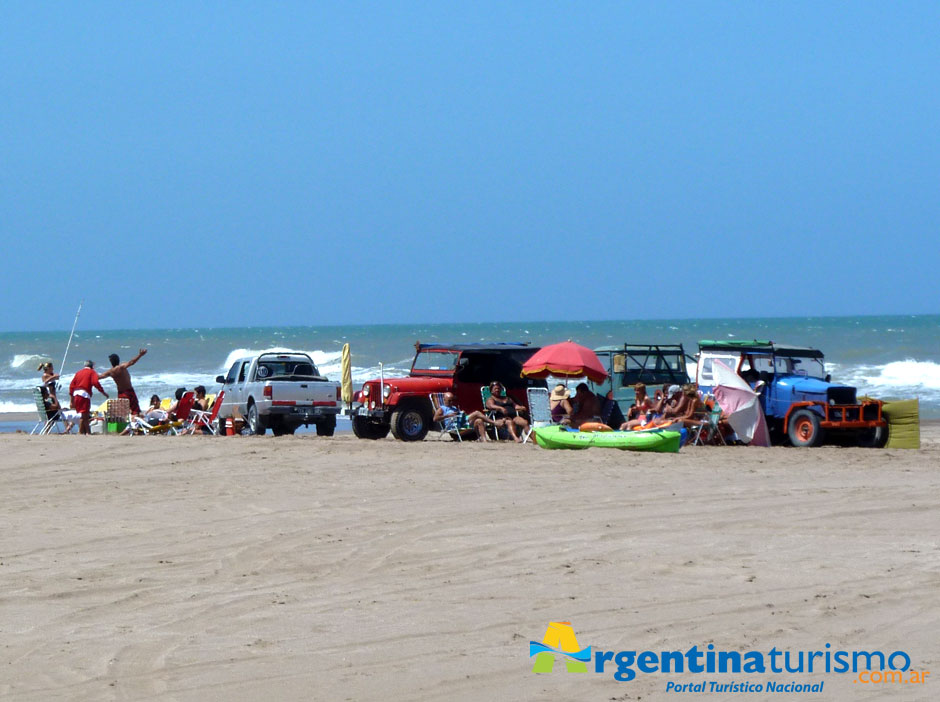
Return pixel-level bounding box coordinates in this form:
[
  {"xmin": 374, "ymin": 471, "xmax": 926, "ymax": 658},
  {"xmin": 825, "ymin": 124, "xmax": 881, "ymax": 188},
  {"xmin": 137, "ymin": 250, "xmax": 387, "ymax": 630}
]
[{"xmin": 0, "ymin": 428, "xmax": 938, "ymax": 701}]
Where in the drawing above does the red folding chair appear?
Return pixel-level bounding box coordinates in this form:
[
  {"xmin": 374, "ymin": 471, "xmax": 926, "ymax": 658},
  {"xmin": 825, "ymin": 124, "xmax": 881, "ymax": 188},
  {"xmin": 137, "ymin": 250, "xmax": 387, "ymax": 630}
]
[{"xmin": 185, "ymin": 391, "xmax": 225, "ymax": 435}]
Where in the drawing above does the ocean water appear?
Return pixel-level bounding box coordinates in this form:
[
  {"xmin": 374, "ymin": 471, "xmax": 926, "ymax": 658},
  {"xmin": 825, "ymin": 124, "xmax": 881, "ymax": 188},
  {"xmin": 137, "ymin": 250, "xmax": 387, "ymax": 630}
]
[{"xmin": 2, "ymin": 315, "xmax": 939, "ymax": 417}]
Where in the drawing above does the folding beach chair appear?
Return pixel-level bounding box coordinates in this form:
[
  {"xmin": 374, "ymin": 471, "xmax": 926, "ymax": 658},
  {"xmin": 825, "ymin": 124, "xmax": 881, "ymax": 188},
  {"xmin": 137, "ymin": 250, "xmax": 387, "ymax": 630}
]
[
  {"xmin": 522, "ymin": 387, "xmax": 553, "ymax": 444},
  {"xmin": 479, "ymin": 386, "xmax": 506, "ymax": 440},
  {"xmin": 185, "ymin": 391, "xmax": 225, "ymax": 435},
  {"xmin": 31, "ymin": 387, "xmax": 61, "ymax": 435},
  {"xmin": 141, "ymin": 392, "xmax": 196, "ymax": 435},
  {"xmin": 428, "ymin": 392, "xmax": 475, "ymax": 442},
  {"xmin": 689, "ymin": 395, "xmax": 728, "ymax": 446}
]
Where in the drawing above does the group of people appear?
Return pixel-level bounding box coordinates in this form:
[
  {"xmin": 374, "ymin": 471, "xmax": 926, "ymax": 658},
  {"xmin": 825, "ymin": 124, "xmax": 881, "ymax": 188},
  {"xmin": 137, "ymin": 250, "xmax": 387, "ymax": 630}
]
[
  {"xmin": 138, "ymin": 387, "xmax": 210, "ymax": 424},
  {"xmin": 431, "ymin": 380, "xmax": 612, "ymax": 442},
  {"xmin": 432, "ymin": 381, "xmax": 532, "ymax": 442},
  {"xmin": 619, "ymin": 382, "xmax": 707, "ymax": 431},
  {"xmin": 39, "ymin": 358, "xmax": 709, "ymax": 440},
  {"xmin": 431, "ymin": 378, "xmax": 714, "ymax": 444},
  {"xmin": 38, "ymin": 349, "xmax": 149, "ymax": 434},
  {"xmin": 547, "ymin": 382, "xmax": 602, "ymax": 427},
  {"xmin": 37, "ymin": 348, "xmax": 218, "ymax": 435}
]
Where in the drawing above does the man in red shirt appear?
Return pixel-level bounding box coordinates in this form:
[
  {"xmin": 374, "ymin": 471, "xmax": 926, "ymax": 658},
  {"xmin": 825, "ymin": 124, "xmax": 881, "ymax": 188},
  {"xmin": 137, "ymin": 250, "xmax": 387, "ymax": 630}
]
[{"xmin": 69, "ymin": 360, "xmax": 109, "ymax": 435}]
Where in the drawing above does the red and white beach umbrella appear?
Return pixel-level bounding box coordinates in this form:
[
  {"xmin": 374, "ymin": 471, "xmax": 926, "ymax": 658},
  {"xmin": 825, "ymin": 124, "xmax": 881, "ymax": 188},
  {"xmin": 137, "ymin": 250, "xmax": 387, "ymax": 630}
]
[{"xmin": 521, "ymin": 341, "xmax": 608, "ymax": 384}]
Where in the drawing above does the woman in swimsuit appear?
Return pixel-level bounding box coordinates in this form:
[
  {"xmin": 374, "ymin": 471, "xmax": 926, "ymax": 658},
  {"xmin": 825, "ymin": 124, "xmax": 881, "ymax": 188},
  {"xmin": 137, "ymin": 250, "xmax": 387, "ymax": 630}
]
[
  {"xmin": 38, "ymin": 361, "xmax": 75, "ymax": 433},
  {"xmin": 485, "ymin": 381, "xmax": 530, "ymax": 442},
  {"xmin": 549, "ymin": 384, "xmax": 573, "ymax": 424}
]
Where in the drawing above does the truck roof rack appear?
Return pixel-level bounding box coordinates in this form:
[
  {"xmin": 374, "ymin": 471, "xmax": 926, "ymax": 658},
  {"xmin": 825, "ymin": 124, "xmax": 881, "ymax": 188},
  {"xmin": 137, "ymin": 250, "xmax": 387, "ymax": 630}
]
[{"xmin": 697, "ymin": 340, "xmax": 824, "ymax": 358}]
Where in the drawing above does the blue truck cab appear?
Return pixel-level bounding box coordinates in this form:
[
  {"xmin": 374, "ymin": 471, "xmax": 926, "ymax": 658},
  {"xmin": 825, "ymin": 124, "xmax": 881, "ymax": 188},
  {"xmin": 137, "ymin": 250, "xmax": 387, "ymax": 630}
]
[{"xmin": 695, "ymin": 340, "xmax": 887, "ymax": 447}]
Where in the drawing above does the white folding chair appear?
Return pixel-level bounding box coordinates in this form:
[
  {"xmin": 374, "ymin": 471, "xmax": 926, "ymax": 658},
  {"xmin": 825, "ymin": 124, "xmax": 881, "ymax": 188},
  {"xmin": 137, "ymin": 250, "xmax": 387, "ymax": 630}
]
[{"xmin": 523, "ymin": 387, "xmax": 554, "ymax": 444}]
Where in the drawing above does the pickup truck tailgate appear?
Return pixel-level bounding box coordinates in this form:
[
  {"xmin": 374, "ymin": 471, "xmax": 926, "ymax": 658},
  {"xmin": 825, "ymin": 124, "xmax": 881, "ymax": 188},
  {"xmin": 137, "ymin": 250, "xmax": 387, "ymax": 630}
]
[{"xmin": 267, "ymin": 380, "xmax": 338, "ymax": 407}]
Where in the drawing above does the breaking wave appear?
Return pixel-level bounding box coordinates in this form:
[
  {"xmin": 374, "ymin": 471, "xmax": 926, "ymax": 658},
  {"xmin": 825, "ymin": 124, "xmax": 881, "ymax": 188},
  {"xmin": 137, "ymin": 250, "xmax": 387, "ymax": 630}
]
[
  {"xmin": 830, "ymin": 359, "xmax": 940, "ymax": 402},
  {"xmin": 10, "ymin": 354, "xmax": 50, "ymax": 371}
]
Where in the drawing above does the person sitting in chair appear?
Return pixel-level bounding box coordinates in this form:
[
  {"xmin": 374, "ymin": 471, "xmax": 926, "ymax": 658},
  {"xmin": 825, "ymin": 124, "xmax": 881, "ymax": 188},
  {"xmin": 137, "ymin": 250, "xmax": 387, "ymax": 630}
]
[
  {"xmin": 37, "ymin": 361, "xmax": 77, "ymax": 433},
  {"xmin": 668, "ymin": 385, "xmax": 707, "ymax": 428},
  {"xmin": 485, "ymin": 381, "xmax": 529, "ymax": 442},
  {"xmin": 192, "ymin": 385, "xmax": 208, "ymax": 412},
  {"xmin": 620, "ymin": 382, "xmax": 655, "ymax": 430},
  {"xmin": 627, "ymin": 383, "xmax": 653, "ymax": 421},
  {"xmin": 569, "ymin": 383, "xmax": 601, "ymax": 428},
  {"xmin": 144, "ymin": 394, "xmax": 168, "ymax": 423},
  {"xmin": 549, "ymin": 384, "xmax": 573, "ymax": 424},
  {"xmin": 433, "ymin": 392, "xmax": 494, "ymax": 441},
  {"xmin": 623, "ymin": 384, "xmax": 683, "ymax": 430},
  {"xmin": 166, "ymin": 388, "xmax": 187, "ymax": 420}
]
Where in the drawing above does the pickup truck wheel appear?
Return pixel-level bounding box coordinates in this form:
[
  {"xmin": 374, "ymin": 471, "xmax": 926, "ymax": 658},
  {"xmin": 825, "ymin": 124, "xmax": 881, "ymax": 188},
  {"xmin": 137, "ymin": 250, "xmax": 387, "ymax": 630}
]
[
  {"xmin": 352, "ymin": 416, "xmax": 389, "ymax": 440},
  {"xmin": 271, "ymin": 422, "xmax": 290, "ymax": 437},
  {"xmin": 788, "ymin": 409, "xmax": 824, "ymax": 447},
  {"xmin": 858, "ymin": 425, "xmax": 888, "ymax": 448},
  {"xmin": 316, "ymin": 415, "xmax": 336, "ymax": 437},
  {"xmin": 390, "ymin": 405, "xmax": 430, "ymax": 442},
  {"xmin": 247, "ymin": 403, "xmax": 265, "ymax": 436}
]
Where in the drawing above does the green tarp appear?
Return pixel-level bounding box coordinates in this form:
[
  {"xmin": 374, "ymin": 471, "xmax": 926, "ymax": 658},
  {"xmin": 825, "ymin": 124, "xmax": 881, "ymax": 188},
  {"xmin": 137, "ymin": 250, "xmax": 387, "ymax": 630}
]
[{"xmin": 882, "ymin": 399, "xmax": 920, "ymax": 450}]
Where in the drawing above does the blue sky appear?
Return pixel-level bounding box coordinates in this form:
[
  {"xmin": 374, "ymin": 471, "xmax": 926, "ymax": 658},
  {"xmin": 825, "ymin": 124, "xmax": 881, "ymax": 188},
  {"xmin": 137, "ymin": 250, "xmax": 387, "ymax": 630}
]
[{"xmin": 2, "ymin": 2, "xmax": 938, "ymax": 332}]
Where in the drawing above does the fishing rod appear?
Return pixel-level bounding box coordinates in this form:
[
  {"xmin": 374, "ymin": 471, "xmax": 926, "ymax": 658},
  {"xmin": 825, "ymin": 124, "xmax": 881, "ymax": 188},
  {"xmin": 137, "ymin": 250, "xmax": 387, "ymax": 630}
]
[{"xmin": 59, "ymin": 300, "xmax": 83, "ymax": 378}]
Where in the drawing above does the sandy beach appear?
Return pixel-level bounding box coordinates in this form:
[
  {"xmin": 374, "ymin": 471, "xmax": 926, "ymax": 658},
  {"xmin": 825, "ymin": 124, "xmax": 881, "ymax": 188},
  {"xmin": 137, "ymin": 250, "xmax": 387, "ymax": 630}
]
[{"xmin": 1, "ymin": 429, "xmax": 937, "ymax": 701}]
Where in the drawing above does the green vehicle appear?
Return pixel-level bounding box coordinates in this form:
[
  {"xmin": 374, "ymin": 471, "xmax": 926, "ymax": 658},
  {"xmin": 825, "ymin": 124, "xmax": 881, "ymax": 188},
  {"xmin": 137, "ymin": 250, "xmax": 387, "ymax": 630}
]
[{"xmin": 587, "ymin": 343, "xmax": 692, "ymax": 417}]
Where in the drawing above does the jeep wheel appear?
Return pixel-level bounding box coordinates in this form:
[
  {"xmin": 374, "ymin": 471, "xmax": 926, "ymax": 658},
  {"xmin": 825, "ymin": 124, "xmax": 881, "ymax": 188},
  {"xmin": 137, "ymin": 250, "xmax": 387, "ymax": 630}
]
[
  {"xmin": 788, "ymin": 409, "xmax": 823, "ymax": 447},
  {"xmin": 247, "ymin": 403, "xmax": 265, "ymax": 436},
  {"xmin": 316, "ymin": 415, "xmax": 336, "ymax": 437},
  {"xmin": 858, "ymin": 425, "xmax": 888, "ymax": 448},
  {"xmin": 390, "ymin": 405, "xmax": 430, "ymax": 442},
  {"xmin": 352, "ymin": 416, "xmax": 390, "ymax": 440}
]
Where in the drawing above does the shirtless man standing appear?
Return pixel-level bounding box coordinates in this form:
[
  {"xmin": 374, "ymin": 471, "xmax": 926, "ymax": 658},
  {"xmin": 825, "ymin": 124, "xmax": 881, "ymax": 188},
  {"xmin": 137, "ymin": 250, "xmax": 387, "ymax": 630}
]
[{"xmin": 98, "ymin": 348, "xmax": 148, "ymax": 415}]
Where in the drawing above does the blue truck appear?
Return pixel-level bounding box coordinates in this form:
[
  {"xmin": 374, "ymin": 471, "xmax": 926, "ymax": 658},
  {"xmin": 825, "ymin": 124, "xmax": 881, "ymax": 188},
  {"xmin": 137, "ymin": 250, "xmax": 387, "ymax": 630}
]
[{"xmin": 694, "ymin": 340, "xmax": 887, "ymax": 447}]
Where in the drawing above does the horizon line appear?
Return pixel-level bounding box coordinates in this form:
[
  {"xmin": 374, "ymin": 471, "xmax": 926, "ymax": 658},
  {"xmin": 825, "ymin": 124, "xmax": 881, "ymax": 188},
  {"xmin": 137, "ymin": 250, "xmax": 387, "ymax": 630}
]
[{"xmin": 2, "ymin": 312, "xmax": 937, "ymax": 336}]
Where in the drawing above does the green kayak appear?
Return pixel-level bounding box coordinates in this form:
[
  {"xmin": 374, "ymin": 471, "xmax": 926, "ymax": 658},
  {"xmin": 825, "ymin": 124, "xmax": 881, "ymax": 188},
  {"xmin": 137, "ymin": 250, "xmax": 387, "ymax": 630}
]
[{"xmin": 533, "ymin": 425, "xmax": 683, "ymax": 453}]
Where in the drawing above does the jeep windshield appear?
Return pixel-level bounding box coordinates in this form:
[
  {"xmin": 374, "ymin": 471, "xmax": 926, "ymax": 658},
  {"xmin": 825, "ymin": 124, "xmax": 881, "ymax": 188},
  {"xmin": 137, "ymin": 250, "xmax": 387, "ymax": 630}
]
[
  {"xmin": 779, "ymin": 355, "xmax": 826, "ymax": 379},
  {"xmin": 412, "ymin": 350, "xmax": 460, "ymax": 373},
  {"xmin": 256, "ymin": 354, "xmax": 320, "ymax": 379}
]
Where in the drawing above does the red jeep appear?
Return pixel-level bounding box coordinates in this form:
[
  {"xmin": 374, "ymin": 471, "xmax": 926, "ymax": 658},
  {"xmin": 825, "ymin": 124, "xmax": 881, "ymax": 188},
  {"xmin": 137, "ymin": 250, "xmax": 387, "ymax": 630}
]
[{"xmin": 351, "ymin": 343, "xmax": 544, "ymax": 441}]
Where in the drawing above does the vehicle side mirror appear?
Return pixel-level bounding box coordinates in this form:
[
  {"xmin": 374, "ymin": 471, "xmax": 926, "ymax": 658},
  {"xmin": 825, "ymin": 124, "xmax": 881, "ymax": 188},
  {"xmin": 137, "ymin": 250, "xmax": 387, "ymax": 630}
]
[
  {"xmin": 216, "ymin": 375, "xmax": 226, "ymax": 384},
  {"xmin": 825, "ymin": 374, "xmax": 831, "ymax": 383},
  {"xmin": 458, "ymin": 358, "xmax": 469, "ymax": 369}
]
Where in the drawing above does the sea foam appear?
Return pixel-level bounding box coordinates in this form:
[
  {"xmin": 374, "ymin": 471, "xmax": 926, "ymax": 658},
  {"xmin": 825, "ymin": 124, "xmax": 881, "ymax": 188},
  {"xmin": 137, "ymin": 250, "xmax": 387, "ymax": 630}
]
[{"xmin": 833, "ymin": 359, "xmax": 940, "ymax": 401}]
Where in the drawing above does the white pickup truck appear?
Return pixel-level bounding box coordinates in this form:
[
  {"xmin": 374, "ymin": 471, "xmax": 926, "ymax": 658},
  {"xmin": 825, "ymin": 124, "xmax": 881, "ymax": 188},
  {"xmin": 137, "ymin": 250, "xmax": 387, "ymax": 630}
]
[{"xmin": 214, "ymin": 352, "xmax": 341, "ymax": 436}]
